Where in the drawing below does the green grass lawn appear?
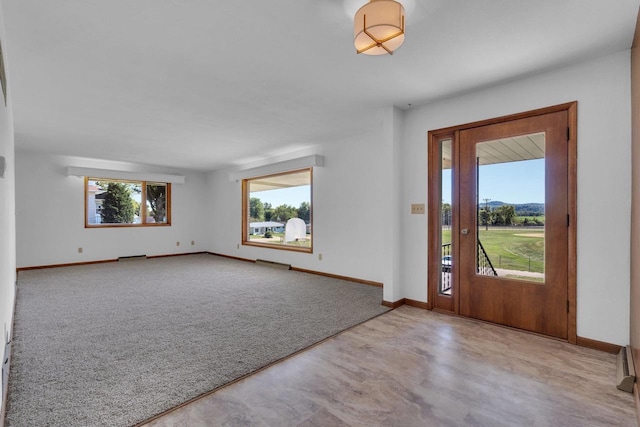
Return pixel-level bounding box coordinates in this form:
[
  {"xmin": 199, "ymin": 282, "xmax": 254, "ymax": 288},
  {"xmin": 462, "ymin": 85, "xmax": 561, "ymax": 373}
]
[{"xmin": 442, "ymin": 228, "xmax": 544, "ymax": 273}]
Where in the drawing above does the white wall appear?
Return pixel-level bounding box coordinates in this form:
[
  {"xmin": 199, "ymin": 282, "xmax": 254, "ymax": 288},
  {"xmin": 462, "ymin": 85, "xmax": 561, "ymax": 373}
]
[
  {"xmin": 11, "ymin": 50, "xmax": 632, "ymax": 346},
  {"xmin": 207, "ymin": 51, "xmax": 633, "ymax": 345},
  {"xmin": 0, "ymin": 0, "xmax": 16, "ymax": 415},
  {"xmin": 207, "ymin": 109, "xmax": 402, "ymax": 300},
  {"xmin": 401, "ymin": 50, "xmax": 632, "ymax": 345},
  {"xmin": 15, "ymin": 150, "xmax": 208, "ymax": 267}
]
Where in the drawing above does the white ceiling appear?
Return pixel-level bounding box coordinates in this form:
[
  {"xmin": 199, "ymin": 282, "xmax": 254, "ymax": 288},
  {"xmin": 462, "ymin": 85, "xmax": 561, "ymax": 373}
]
[
  {"xmin": 249, "ymin": 169, "xmax": 311, "ymax": 193},
  {"xmin": 477, "ymin": 133, "xmax": 545, "ymax": 166},
  {"xmin": 3, "ymin": 0, "xmax": 639, "ymax": 171}
]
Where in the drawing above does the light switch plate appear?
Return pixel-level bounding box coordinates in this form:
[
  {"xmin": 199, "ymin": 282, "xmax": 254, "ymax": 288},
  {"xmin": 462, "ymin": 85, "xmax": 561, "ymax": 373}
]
[
  {"xmin": 411, "ymin": 204, "xmax": 425, "ymax": 214},
  {"xmin": 0, "ymin": 156, "xmax": 5, "ymax": 178}
]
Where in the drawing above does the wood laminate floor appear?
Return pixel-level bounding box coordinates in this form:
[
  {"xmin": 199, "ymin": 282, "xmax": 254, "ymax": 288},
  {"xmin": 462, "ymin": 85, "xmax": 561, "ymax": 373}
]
[{"xmin": 143, "ymin": 306, "xmax": 637, "ymax": 427}]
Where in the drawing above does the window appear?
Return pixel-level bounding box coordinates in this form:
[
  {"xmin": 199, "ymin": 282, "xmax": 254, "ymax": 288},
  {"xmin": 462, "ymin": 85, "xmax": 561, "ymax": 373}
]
[
  {"xmin": 85, "ymin": 178, "xmax": 171, "ymax": 227},
  {"xmin": 242, "ymin": 168, "xmax": 312, "ymax": 252}
]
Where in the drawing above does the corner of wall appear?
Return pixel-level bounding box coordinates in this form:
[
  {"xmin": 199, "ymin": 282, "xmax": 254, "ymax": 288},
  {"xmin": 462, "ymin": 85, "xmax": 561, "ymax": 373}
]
[
  {"xmin": 380, "ymin": 107, "xmax": 405, "ymax": 302},
  {"xmin": 629, "ymin": 6, "xmax": 640, "ymax": 399},
  {"xmin": 0, "ymin": 0, "xmax": 17, "ymax": 421}
]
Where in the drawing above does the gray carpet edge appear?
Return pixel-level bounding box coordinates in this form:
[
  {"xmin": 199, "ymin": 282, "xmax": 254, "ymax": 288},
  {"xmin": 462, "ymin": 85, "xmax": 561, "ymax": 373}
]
[
  {"xmin": 141, "ymin": 306, "xmax": 391, "ymax": 425},
  {"xmin": 4, "ymin": 254, "xmax": 389, "ymax": 427}
]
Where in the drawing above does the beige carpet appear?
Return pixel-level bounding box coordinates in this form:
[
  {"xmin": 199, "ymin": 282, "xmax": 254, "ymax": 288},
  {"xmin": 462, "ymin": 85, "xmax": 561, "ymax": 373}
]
[{"xmin": 5, "ymin": 254, "xmax": 388, "ymax": 426}]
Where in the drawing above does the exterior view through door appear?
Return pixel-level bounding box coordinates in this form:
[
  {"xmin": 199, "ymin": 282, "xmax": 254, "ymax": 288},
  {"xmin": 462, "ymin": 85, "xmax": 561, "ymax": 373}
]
[{"xmin": 428, "ymin": 103, "xmax": 577, "ymax": 342}]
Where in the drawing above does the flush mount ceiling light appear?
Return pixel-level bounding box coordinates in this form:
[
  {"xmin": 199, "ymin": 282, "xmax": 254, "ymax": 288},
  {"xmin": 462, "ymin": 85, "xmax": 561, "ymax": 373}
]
[{"xmin": 354, "ymin": 0, "xmax": 405, "ymax": 55}]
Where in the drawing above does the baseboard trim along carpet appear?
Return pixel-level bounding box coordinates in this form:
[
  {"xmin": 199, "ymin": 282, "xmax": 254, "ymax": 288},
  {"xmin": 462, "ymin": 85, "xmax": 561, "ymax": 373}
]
[
  {"xmin": 290, "ymin": 267, "xmax": 383, "ymax": 288},
  {"xmin": 206, "ymin": 252, "xmax": 255, "ymax": 264},
  {"xmin": 16, "ymin": 258, "xmax": 118, "ymax": 272},
  {"xmin": 210, "ymin": 252, "xmax": 384, "ymax": 288},
  {"xmin": 118, "ymin": 255, "xmax": 147, "ymax": 261},
  {"xmin": 255, "ymin": 259, "xmax": 291, "ymax": 270},
  {"xmin": 17, "ymin": 252, "xmax": 384, "ymax": 291},
  {"xmin": 16, "ymin": 252, "xmax": 209, "ymax": 272}
]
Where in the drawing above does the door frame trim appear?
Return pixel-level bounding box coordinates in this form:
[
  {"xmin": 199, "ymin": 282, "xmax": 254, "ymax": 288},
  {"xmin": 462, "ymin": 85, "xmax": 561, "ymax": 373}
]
[{"xmin": 427, "ymin": 101, "xmax": 577, "ymax": 344}]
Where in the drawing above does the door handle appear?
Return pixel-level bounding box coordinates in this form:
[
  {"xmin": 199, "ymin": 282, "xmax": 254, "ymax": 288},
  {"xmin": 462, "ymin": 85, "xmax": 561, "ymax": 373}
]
[{"xmin": 461, "ymin": 228, "xmax": 470, "ymax": 235}]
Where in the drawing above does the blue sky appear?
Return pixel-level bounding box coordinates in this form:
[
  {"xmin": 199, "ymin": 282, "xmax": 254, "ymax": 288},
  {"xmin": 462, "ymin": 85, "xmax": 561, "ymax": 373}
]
[
  {"xmin": 253, "ymin": 158, "xmax": 544, "ymax": 208},
  {"xmin": 252, "ymin": 185, "xmax": 310, "ymax": 208},
  {"xmin": 443, "ymin": 158, "xmax": 545, "ymax": 205}
]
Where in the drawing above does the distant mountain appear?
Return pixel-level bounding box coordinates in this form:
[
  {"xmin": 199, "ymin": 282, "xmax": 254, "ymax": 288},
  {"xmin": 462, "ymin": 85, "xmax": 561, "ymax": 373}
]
[{"xmin": 482, "ymin": 201, "xmax": 544, "ymax": 216}]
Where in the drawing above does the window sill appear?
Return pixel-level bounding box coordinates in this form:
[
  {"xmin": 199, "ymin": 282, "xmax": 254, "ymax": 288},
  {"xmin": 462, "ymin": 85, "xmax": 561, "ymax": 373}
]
[{"xmin": 243, "ymin": 241, "xmax": 312, "ymax": 253}]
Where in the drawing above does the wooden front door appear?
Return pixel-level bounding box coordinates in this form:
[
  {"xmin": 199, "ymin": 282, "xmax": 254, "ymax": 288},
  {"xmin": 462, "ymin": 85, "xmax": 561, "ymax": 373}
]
[{"xmin": 457, "ymin": 110, "xmax": 569, "ymax": 338}]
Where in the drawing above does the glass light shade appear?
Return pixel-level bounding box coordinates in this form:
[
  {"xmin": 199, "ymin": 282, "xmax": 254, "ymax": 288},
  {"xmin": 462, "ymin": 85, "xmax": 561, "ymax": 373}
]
[{"xmin": 354, "ymin": 0, "xmax": 405, "ymax": 55}]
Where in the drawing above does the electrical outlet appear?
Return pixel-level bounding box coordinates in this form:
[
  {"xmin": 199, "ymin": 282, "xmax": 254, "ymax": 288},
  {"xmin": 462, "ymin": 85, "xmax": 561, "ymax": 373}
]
[
  {"xmin": 176, "ymin": 241, "xmax": 180, "ymax": 247},
  {"xmin": 191, "ymin": 240, "xmax": 195, "ymax": 246},
  {"xmin": 411, "ymin": 204, "xmax": 425, "ymax": 215},
  {"xmin": 318, "ymin": 253, "xmax": 323, "ymax": 261},
  {"xmin": 237, "ymin": 243, "xmax": 240, "ymax": 250},
  {"xmin": 78, "ymin": 247, "xmax": 83, "ymax": 254}
]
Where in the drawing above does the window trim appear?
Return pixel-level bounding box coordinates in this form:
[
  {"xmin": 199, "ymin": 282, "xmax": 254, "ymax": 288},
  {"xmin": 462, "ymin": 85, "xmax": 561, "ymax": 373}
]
[
  {"xmin": 241, "ymin": 168, "xmax": 313, "ymax": 253},
  {"xmin": 85, "ymin": 177, "xmax": 172, "ymax": 228}
]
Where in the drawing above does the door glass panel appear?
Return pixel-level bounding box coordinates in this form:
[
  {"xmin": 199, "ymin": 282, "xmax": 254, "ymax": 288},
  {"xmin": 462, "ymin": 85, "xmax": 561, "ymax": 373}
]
[
  {"xmin": 440, "ymin": 138, "xmax": 453, "ymax": 295},
  {"xmin": 475, "ymin": 132, "xmax": 545, "ymax": 282}
]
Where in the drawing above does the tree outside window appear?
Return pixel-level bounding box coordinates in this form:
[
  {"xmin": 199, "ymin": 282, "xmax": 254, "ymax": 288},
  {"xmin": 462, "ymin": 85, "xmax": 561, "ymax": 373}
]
[{"xmin": 86, "ymin": 178, "xmax": 171, "ymax": 227}]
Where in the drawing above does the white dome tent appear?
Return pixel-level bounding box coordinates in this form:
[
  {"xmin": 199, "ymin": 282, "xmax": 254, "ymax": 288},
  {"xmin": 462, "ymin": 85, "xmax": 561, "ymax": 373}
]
[{"xmin": 285, "ymin": 218, "xmax": 307, "ymax": 243}]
